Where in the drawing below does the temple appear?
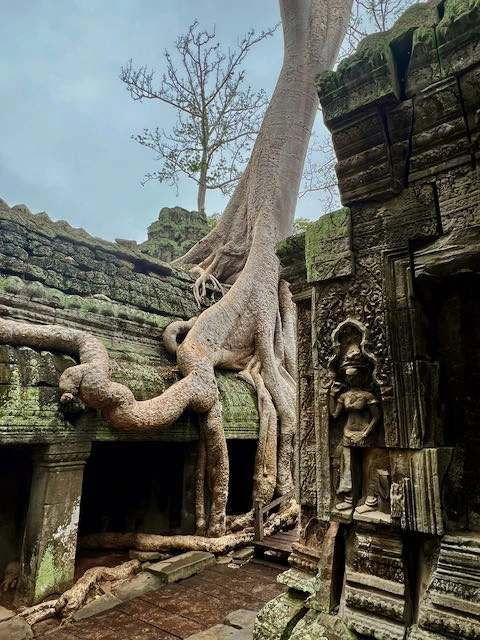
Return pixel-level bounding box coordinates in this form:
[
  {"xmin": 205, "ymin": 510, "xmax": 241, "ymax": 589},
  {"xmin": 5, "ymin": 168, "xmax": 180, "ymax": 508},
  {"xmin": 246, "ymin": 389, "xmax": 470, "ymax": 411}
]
[
  {"xmin": 254, "ymin": 1, "xmax": 480, "ymax": 638},
  {"xmin": 1, "ymin": 1, "xmax": 479, "ymax": 638}
]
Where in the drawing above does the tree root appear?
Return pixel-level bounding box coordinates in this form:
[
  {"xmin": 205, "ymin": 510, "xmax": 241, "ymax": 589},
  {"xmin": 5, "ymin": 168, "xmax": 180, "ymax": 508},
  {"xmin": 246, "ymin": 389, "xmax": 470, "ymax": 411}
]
[
  {"xmin": 17, "ymin": 559, "xmax": 141, "ymax": 625},
  {"xmin": 80, "ymin": 499, "xmax": 298, "ymax": 555},
  {"xmin": 190, "ymin": 265, "xmax": 225, "ymax": 307}
]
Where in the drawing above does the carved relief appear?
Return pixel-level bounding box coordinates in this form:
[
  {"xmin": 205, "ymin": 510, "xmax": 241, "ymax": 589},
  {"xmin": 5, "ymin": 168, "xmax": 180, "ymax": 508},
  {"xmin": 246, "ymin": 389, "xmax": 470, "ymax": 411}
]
[
  {"xmin": 342, "ymin": 528, "xmax": 409, "ymax": 640},
  {"xmin": 314, "ymin": 255, "xmax": 391, "ymax": 388},
  {"xmin": 326, "ymin": 319, "xmax": 392, "ymax": 524}
]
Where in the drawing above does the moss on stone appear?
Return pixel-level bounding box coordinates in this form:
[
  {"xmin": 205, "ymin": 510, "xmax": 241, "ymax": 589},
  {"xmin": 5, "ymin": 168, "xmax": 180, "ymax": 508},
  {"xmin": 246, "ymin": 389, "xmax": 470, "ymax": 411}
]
[
  {"xmin": 317, "ymin": 0, "xmax": 442, "ymax": 102},
  {"xmin": 304, "ymin": 208, "xmax": 352, "ymax": 283},
  {"xmin": 216, "ymin": 371, "xmax": 259, "ymax": 438},
  {"xmin": 35, "ymin": 546, "xmax": 56, "ymax": 601},
  {"xmin": 140, "ymin": 206, "xmax": 210, "ymax": 262}
]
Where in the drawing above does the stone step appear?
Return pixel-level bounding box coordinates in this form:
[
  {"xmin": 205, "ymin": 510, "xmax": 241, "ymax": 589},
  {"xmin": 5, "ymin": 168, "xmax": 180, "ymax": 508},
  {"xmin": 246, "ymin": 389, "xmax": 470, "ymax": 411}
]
[
  {"xmin": 185, "ymin": 608, "xmax": 258, "ymax": 640},
  {"xmin": 147, "ymin": 550, "xmax": 216, "ymax": 584}
]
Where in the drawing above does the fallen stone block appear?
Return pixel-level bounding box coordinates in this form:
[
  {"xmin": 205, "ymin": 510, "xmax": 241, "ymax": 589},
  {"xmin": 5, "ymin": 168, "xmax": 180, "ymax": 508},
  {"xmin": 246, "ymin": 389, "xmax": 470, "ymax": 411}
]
[
  {"xmin": 232, "ymin": 546, "xmax": 255, "ymax": 565},
  {"xmin": 147, "ymin": 551, "xmax": 216, "ymax": 584},
  {"xmin": 0, "ymin": 615, "xmax": 33, "ymax": 640},
  {"xmin": 72, "ymin": 592, "xmax": 123, "ymax": 621},
  {"xmin": 224, "ymin": 609, "xmax": 258, "ymax": 629},
  {"xmin": 113, "ymin": 570, "xmax": 165, "ymax": 601}
]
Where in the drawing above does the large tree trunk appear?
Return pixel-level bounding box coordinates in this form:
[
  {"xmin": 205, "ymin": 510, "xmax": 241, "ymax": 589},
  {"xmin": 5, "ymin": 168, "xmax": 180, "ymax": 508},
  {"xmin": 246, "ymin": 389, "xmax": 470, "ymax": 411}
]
[{"xmin": 0, "ymin": 0, "xmax": 352, "ymax": 538}]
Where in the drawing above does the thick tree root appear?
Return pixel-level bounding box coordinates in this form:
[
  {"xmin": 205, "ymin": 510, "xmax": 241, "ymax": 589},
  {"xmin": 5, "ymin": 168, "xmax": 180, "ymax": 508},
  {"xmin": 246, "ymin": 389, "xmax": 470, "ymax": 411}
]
[
  {"xmin": 18, "ymin": 559, "xmax": 141, "ymax": 625},
  {"xmin": 80, "ymin": 500, "xmax": 298, "ymax": 555}
]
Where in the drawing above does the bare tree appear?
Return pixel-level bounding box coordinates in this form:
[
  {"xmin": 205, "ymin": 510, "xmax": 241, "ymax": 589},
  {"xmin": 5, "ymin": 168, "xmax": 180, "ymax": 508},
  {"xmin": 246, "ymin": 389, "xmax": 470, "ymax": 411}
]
[
  {"xmin": 1, "ymin": 0, "xmax": 353, "ymax": 544},
  {"xmin": 120, "ymin": 21, "xmax": 276, "ymax": 213},
  {"xmin": 342, "ymin": 0, "xmax": 412, "ymax": 53}
]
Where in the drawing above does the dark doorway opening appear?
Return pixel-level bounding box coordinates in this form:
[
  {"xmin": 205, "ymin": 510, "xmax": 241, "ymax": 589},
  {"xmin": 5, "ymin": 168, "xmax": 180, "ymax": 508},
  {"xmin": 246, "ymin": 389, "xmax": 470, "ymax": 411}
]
[
  {"xmin": 0, "ymin": 444, "xmax": 32, "ymax": 608},
  {"xmin": 227, "ymin": 439, "xmax": 257, "ymax": 515},
  {"xmin": 78, "ymin": 441, "xmax": 197, "ymax": 538}
]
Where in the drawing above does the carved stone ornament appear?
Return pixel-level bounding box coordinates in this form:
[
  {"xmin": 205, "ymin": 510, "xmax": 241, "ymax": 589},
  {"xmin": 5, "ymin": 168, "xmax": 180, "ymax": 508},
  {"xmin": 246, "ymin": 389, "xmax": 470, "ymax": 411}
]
[{"xmin": 327, "ymin": 319, "xmax": 391, "ymax": 523}]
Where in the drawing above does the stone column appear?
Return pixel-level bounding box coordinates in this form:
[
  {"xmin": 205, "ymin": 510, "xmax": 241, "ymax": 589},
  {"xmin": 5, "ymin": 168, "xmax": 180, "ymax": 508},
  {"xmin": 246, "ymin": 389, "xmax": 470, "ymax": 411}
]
[{"xmin": 17, "ymin": 441, "xmax": 91, "ymax": 605}]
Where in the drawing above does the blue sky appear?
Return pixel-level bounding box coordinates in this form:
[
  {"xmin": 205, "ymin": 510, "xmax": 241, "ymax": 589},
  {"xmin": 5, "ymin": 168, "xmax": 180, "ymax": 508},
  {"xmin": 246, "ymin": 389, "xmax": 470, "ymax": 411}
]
[{"xmin": 1, "ymin": 0, "xmax": 330, "ymax": 242}]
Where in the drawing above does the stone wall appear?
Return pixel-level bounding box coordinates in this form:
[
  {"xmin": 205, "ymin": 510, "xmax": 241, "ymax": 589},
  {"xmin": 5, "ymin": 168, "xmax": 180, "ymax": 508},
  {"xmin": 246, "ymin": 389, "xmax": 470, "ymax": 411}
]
[{"xmin": 255, "ymin": 1, "xmax": 480, "ymax": 639}]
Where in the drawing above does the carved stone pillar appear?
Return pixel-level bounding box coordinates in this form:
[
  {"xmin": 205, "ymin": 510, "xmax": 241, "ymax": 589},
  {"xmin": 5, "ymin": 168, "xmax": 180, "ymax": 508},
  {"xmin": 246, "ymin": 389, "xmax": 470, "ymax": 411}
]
[
  {"xmin": 341, "ymin": 526, "xmax": 410, "ymax": 640},
  {"xmin": 17, "ymin": 441, "xmax": 91, "ymax": 605}
]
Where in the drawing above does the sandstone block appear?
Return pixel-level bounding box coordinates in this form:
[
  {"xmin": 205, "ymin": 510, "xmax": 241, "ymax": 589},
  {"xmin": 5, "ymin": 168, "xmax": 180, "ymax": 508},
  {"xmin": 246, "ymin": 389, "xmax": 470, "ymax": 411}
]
[{"xmin": 147, "ymin": 551, "xmax": 216, "ymax": 584}]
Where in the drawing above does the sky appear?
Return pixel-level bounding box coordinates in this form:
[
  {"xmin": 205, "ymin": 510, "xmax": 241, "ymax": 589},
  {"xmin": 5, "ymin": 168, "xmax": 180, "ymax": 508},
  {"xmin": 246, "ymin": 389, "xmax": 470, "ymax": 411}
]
[{"xmin": 1, "ymin": 0, "xmax": 331, "ymax": 243}]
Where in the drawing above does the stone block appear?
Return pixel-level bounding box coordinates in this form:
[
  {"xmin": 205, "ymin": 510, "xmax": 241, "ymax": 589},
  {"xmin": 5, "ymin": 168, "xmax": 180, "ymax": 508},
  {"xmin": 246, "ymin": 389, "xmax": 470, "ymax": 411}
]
[
  {"xmin": 305, "ymin": 209, "xmax": 353, "ymax": 284},
  {"xmin": 0, "ymin": 615, "xmax": 33, "ymax": 640},
  {"xmin": 224, "ymin": 609, "xmax": 258, "ymax": 629},
  {"xmin": 113, "ymin": 571, "xmax": 165, "ymax": 601},
  {"xmin": 0, "ymin": 606, "xmax": 14, "ymax": 623},
  {"xmin": 147, "ymin": 551, "xmax": 216, "ymax": 584},
  {"xmin": 185, "ymin": 624, "xmax": 237, "ymax": 640},
  {"xmin": 128, "ymin": 550, "xmax": 170, "ymax": 562},
  {"xmin": 226, "ymin": 629, "xmax": 253, "ymax": 640},
  {"xmin": 231, "ymin": 546, "xmax": 254, "ymax": 564},
  {"xmin": 72, "ymin": 592, "xmax": 123, "ymax": 621}
]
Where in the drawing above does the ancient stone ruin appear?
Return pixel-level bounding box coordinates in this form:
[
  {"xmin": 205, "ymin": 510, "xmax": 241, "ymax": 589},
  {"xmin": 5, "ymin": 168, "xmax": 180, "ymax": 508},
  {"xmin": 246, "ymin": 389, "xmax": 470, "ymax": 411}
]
[
  {"xmin": 254, "ymin": 1, "xmax": 480, "ymax": 638},
  {"xmin": 0, "ymin": 204, "xmax": 259, "ymax": 606},
  {"xmin": 0, "ymin": 0, "xmax": 479, "ymax": 638}
]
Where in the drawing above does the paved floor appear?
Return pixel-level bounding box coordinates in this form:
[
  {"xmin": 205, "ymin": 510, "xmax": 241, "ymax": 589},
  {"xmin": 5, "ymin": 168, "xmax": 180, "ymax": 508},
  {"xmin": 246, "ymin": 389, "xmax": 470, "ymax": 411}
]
[{"xmin": 39, "ymin": 559, "xmax": 287, "ymax": 640}]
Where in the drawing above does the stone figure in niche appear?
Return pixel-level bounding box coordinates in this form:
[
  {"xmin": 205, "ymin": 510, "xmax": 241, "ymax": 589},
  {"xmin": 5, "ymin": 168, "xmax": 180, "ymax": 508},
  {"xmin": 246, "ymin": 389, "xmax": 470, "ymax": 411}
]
[{"xmin": 327, "ymin": 320, "xmax": 390, "ymax": 519}]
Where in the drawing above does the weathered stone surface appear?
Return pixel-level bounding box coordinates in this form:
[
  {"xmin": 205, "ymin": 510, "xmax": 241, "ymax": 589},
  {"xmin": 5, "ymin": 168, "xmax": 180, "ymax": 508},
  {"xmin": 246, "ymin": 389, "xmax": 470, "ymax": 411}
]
[
  {"xmin": 147, "ymin": 551, "xmax": 216, "ymax": 583},
  {"xmin": 415, "ymin": 534, "xmax": 480, "ymax": 639},
  {"xmin": 231, "ymin": 547, "xmax": 255, "ymax": 565},
  {"xmin": 225, "ymin": 629, "xmax": 254, "ymax": 640},
  {"xmin": 224, "ymin": 609, "xmax": 258, "ymax": 629},
  {"xmin": 0, "ymin": 606, "xmax": 14, "ymax": 623},
  {"xmin": 113, "ymin": 571, "xmax": 165, "ymax": 601},
  {"xmin": 18, "ymin": 441, "xmax": 91, "ymax": 605},
  {"xmin": 185, "ymin": 624, "xmax": 238, "ymax": 640},
  {"xmin": 0, "ymin": 615, "xmax": 33, "ymax": 640},
  {"xmin": 140, "ymin": 206, "xmax": 211, "ymax": 262},
  {"xmin": 305, "ymin": 209, "xmax": 353, "ymax": 284},
  {"xmin": 261, "ymin": 2, "xmax": 480, "ymax": 640},
  {"xmin": 72, "ymin": 592, "xmax": 123, "ymax": 621},
  {"xmin": 253, "ymin": 592, "xmax": 307, "ymax": 640}
]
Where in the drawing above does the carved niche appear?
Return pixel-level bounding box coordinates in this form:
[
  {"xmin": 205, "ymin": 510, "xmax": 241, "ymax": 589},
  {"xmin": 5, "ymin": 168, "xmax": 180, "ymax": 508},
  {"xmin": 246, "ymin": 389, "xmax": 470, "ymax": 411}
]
[{"xmin": 326, "ymin": 319, "xmax": 392, "ymax": 525}]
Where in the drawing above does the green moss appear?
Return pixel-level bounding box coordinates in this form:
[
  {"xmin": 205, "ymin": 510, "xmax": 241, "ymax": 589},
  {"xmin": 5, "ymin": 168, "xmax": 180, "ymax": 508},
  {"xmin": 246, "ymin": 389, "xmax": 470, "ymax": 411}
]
[
  {"xmin": 276, "ymin": 233, "xmax": 306, "ymax": 262},
  {"xmin": 317, "ymin": 0, "xmax": 442, "ymax": 99},
  {"xmin": 140, "ymin": 206, "xmax": 210, "ymax": 261},
  {"xmin": 35, "ymin": 547, "xmax": 56, "ymax": 601},
  {"xmin": 216, "ymin": 371, "xmax": 259, "ymax": 438}
]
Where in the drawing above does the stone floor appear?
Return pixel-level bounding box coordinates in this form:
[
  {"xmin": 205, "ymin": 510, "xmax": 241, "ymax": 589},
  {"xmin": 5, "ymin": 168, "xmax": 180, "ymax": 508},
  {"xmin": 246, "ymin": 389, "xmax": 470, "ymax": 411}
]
[{"xmin": 36, "ymin": 559, "xmax": 287, "ymax": 639}]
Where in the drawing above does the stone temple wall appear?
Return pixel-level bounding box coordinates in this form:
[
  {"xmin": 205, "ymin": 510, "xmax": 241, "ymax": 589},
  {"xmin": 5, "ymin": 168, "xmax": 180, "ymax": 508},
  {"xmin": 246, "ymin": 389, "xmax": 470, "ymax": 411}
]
[
  {"xmin": 256, "ymin": 1, "xmax": 480, "ymax": 639},
  {"xmin": 0, "ymin": 201, "xmax": 258, "ymax": 604}
]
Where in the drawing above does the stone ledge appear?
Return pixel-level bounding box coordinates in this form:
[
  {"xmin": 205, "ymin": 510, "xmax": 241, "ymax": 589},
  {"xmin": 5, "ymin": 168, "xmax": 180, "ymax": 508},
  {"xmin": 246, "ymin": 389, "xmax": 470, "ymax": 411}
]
[
  {"xmin": 0, "ymin": 606, "xmax": 15, "ymax": 623},
  {"xmin": 71, "ymin": 591, "xmax": 123, "ymax": 621},
  {"xmin": 146, "ymin": 550, "xmax": 216, "ymax": 584}
]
